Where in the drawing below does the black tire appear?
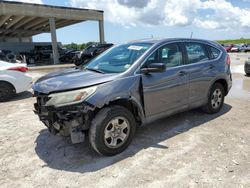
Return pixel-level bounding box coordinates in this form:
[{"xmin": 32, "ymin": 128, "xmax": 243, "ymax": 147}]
[
  {"xmin": 89, "ymin": 105, "xmax": 136, "ymax": 156},
  {"xmin": 0, "ymin": 82, "xmax": 15, "ymax": 102},
  {"xmin": 202, "ymin": 83, "xmax": 225, "ymax": 114}
]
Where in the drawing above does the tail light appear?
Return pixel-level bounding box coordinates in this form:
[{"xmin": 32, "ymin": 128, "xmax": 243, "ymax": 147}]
[
  {"xmin": 226, "ymin": 54, "xmax": 231, "ymax": 65},
  {"xmin": 8, "ymin": 66, "xmax": 28, "ymax": 73}
]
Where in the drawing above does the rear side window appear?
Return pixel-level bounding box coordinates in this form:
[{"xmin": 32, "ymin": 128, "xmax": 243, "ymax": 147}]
[
  {"xmin": 184, "ymin": 43, "xmax": 209, "ymax": 64},
  {"xmin": 209, "ymin": 46, "xmax": 221, "ymax": 59}
]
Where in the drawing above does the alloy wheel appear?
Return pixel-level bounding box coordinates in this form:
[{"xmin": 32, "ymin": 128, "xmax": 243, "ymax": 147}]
[
  {"xmin": 211, "ymin": 88, "xmax": 222, "ymax": 109},
  {"xmin": 104, "ymin": 116, "xmax": 130, "ymax": 149}
]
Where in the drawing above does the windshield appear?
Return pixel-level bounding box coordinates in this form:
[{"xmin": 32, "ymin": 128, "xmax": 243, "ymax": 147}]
[{"xmin": 85, "ymin": 42, "xmax": 152, "ymax": 73}]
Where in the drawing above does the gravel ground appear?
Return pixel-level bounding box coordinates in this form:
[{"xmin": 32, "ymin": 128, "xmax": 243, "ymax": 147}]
[{"xmin": 0, "ymin": 53, "xmax": 250, "ymax": 188}]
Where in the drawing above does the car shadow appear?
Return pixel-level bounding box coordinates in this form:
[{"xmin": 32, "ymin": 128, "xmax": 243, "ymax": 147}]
[
  {"xmin": 7, "ymin": 91, "xmax": 33, "ymax": 102},
  {"xmin": 35, "ymin": 103, "xmax": 232, "ymax": 173}
]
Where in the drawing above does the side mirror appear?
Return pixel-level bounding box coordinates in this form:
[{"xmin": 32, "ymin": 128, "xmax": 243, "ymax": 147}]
[{"xmin": 141, "ymin": 63, "xmax": 166, "ymax": 74}]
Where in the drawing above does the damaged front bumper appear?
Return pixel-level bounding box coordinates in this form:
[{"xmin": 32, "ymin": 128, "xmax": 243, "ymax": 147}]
[{"xmin": 33, "ymin": 93, "xmax": 95, "ymax": 144}]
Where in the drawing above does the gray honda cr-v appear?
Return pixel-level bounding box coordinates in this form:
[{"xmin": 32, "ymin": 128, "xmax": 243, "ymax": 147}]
[{"xmin": 33, "ymin": 38, "xmax": 232, "ymax": 156}]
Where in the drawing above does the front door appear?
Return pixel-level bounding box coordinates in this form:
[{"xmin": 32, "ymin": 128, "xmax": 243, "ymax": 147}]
[{"xmin": 141, "ymin": 42, "xmax": 189, "ymax": 117}]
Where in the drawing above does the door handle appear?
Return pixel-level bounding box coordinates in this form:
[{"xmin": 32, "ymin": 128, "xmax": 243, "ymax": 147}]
[
  {"xmin": 178, "ymin": 71, "xmax": 186, "ymax": 76},
  {"xmin": 209, "ymin": 64, "xmax": 215, "ymax": 69}
]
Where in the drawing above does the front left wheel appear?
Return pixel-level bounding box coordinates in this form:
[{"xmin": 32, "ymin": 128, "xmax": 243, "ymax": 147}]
[{"xmin": 89, "ymin": 105, "xmax": 136, "ymax": 156}]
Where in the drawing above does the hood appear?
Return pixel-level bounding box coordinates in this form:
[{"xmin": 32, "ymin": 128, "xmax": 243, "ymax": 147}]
[{"xmin": 32, "ymin": 67, "xmax": 117, "ymax": 94}]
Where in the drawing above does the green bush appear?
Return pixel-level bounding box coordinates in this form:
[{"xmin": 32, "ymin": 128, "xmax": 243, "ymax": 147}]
[
  {"xmin": 216, "ymin": 38, "xmax": 250, "ymax": 45},
  {"xmin": 62, "ymin": 42, "xmax": 96, "ymax": 50}
]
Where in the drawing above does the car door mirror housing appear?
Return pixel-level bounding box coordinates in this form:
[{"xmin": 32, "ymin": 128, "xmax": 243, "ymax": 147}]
[{"xmin": 141, "ymin": 63, "xmax": 166, "ymax": 74}]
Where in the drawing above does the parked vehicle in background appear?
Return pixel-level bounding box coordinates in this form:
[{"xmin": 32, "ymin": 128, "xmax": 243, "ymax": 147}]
[
  {"xmin": 230, "ymin": 44, "xmax": 242, "ymax": 52},
  {"xmin": 245, "ymin": 59, "xmax": 250, "ymax": 76},
  {"xmin": 0, "ymin": 49, "xmax": 17, "ymax": 62},
  {"xmin": 0, "ymin": 60, "xmax": 32, "ymax": 102},
  {"xmin": 59, "ymin": 49, "xmax": 81, "ymax": 63},
  {"xmin": 19, "ymin": 44, "xmax": 64, "ymax": 64},
  {"xmin": 242, "ymin": 44, "xmax": 250, "ymax": 52},
  {"xmin": 33, "ymin": 38, "xmax": 232, "ymax": 156},
  {"xmin": 222, "ymin": 44, "xmax": 233, "ymax": 52},
  {"xmin": 74, "ymin": 43, "xmax": 114, "ymax": 66},
  {"xmin": 18, "ymin": 51, "xmax": 35, "ymax": 64}
]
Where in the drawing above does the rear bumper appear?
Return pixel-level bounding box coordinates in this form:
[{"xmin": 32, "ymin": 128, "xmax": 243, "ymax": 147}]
[{"xmin": 16, "ymin": 74, "xmax": 32, "ymax": 93}]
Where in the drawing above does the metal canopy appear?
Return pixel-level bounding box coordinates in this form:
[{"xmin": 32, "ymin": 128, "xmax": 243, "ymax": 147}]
[
  {"xmin": 0, "ymin": 1, "xmax": 105, "ymax": 64},
  {"xmin": 0, "ymin": 1, "xmax": 104, "ymax": 37}
]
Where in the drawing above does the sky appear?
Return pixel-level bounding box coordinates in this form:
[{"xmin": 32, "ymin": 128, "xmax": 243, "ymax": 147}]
[{"xmin": 5, "ymin": 0, "xmax": 250, "ymax": 44}]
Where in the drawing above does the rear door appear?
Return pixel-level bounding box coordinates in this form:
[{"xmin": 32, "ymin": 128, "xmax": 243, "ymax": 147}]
[
  {"xmin": 182, "ymin": 42, "xmax": 216, "ymax": 104},
  {"xmin": 141, "ymin": 42, "xmax": 189, "ymax": 116}
]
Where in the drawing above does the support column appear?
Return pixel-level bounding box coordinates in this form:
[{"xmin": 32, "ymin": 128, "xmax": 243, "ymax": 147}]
[
  {"xmin": 49, "ymin": 17, "xmax": 59, "ymax": 64},
  {"xmin": 99, "ymin": 20, "xmax": 105, "ymax": 43}
]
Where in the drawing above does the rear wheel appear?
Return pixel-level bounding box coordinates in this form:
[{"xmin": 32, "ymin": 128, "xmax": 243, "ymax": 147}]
[
  {"xmin": 202, "ymin": 83, "xmax": 225, "ymax": 114},
  {"xmin": 0, "ymin": 82, "xmax": 15, "ymax": 102},
  {"xmin": 89, "ymin": 105, "xmax": 136, "ymax": 156}
]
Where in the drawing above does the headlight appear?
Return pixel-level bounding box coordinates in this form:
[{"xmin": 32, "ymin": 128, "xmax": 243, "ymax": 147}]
[{"xmin": 45, "ymin": 86, "xmax": 97, "ymax": 107}]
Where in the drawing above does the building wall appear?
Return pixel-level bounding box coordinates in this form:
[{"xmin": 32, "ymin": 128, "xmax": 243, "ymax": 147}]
[
  {"xmin": 0, "ymin": 37, "xmax": 32, "ymax": 43},
  {"xmin": 0, "ymin": 42, "xmax": 62, "ymax": 53}
]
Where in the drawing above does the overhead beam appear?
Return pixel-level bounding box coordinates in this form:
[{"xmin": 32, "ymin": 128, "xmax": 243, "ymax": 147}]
[
  {"xmin": 34, "ymin": 19, "xmax": 63, "ymax": 31},
  {"xmin": 29, "ymin": 19, "xmax": 49, "ymax": 30},
  {"xmin": 0, "ymin": 28, "xmax": 47, "ymax": 37},
  {"xmin": 2, "ymin": 31, "xmax": 38, "ymax": 37},
  {"xmin": 56, "ymin": 20, "xmax": 81, "ymax": 29},
  {"xmin": 24, "ymin": 18, "xmax": 48, "ymax": 30},
  {"xmin": 21, "ymin": 30, "xmax": 47, "ymax": 37},
  {"xmin": 37, "ymin": 20, "xmax": 81, "ymax": 32},
  {"xmin": 5, "ymin": 16, "xmax": 25, "ymax": 29},
  {"xmin": 0, "ymin": 2, "xmax": 103, "ymax": 21},
  {"xmin": 0, "ymin": 19, "xmax": 82, "ymax": 37},
  {"xmin": 0, "ymin": 28, "xmax": 44, "ymax": 33},
  {"xmin": 32, "ymin": 22, "xmax": 49, "ymax": 30},
  {"xmin": 13, "ymin": 16, "xmax": 35, "ymax": 29},
  {"xmin": 55, "ymin": 19, "xmax": 71, "ymax": 27},
  {"xmin": 0, "ymin": 15, "xmax": 11, "ymax": 27}
]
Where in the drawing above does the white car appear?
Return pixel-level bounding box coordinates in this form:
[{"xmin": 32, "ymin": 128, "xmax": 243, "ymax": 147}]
[
  {"xmin": 0, "ymin": 60, "xmax": 32, "ymax": 102},
  {"xmin": 230, "ymin": 45, "xmax": 241, "ymax": 52}
]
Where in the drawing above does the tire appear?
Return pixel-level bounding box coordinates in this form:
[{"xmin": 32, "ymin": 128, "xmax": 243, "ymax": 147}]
[
  {"xmin": 89, "ymin": 105, "xmax": 136, "ymax": 156},
  {"xmin": 202, "ymin": 83, "xmax": 225, "ymax": 114},
  {"xmin": 6, "ymin": 53, "xmax": 16, "ymax": 62},
  {"xmin": 0, "ymin": 82, "xmax": 15, "ymax": 102}
]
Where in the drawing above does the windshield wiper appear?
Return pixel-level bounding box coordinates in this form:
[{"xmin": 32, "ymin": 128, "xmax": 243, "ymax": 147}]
[{"xmin": 85, "ymin": 67, "xmax": 105, "ymax": 74}]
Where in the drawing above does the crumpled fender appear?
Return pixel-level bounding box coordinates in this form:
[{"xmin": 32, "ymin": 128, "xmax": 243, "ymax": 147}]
[{"xmin": 86, "ymin": 74, "xmax": 145, "ymax": 121}]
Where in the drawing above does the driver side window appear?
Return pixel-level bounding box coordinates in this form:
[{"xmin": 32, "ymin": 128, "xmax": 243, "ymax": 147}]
[{"xmin": 146, "ymin": 43, "xmax": 183, "ymax": 68}]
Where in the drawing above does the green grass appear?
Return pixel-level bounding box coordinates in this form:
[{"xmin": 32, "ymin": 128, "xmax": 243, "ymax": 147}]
[
  {"xmin": 216, "ymin": 38, "xmax": 250, "ymax": 45},
  {"xmin": 62, "ymin": 39, "xmax": 250, "ymax": 49}
]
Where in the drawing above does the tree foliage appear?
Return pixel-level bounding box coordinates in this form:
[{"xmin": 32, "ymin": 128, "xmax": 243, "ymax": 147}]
[
  {"xmin": 62, "ymin": 42, "xmax": 96, "ymax": 50},
  {"xmin": 216, "ymin": 38, "xmax": 250, "ymax": 45}
]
